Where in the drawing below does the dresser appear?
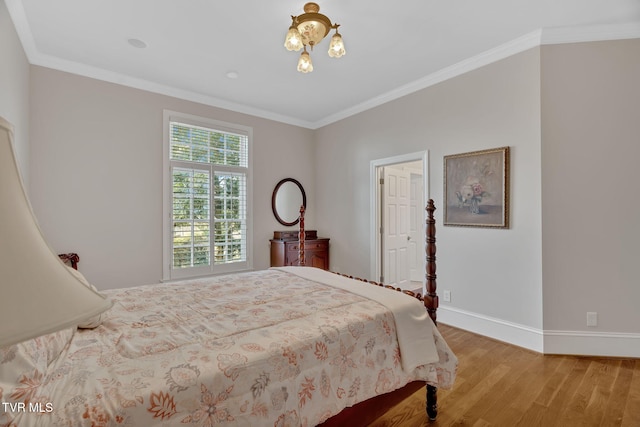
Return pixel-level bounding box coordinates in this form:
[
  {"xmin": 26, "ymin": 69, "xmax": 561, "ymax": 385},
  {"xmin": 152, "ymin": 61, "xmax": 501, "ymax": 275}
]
[{"xmin": 270, "ymin": 230, "xmax": 330, "ymax": 271}]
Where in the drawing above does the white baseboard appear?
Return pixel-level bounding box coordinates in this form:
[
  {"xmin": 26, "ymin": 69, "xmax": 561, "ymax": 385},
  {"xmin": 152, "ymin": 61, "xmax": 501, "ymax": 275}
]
[
  {"xmin": 543, "ymin": 331, "xmax": 640, "ymax": 358},
  {"xmin": 438, "ymin": 306, "xmax": 640, "ymax": 357},
  {"xmin": 438, "ymin": 306, "xmax": 544, "ymax": 352}
]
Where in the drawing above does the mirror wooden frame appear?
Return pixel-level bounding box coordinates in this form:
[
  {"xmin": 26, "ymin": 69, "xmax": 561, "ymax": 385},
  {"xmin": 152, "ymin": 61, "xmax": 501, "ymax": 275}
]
[{"xmin": 272, "ymin": 178, "xmax": 306, "ymax": 226}]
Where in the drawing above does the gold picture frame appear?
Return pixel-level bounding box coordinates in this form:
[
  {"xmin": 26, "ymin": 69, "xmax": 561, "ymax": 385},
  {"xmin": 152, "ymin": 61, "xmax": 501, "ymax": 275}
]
[{"xmin": 444, "ymin": 146, "xmax": 510, "ymax": 228}]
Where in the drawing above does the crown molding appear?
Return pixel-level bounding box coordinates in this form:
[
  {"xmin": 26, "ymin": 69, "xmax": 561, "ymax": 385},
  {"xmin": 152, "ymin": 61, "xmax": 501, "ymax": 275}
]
[
  {"xmin": 541, "ymin": 22, "xmax": 640, "ymax": 45},
  {"xmin": 313, "ymin": 30, "xmax": 544, "ymax": 129},
  {"xmin": 4, "ymin": 0, "xmax": 38, "ymax": 58},
  {"xmin": 315, "ymin": 23, "xmax": 640, "ymax": 128},
  {"xmin": 3, "ymin": 0, "xmax": 315, "ymax": 129},
  {"xmin": 30, "ymin": 52, "xmax": 315, "ymax": 129},
  {"xmin": 6, "ymin": 0, "xmax": 639, "ymax": 130}
]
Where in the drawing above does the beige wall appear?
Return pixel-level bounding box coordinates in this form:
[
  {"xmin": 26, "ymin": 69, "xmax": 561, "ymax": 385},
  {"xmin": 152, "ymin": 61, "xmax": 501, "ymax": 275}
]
[
  {"xmin": 314, "ymin": 49, "xmax": 544, "ymax": 341},
  {"xmin": 541, "ymin": 39, "xmax": 640, "ymax": 335},
  {"xmin": 29, "ymin": 67, "xmax": 315, "ymax": 289},
  {"xmin": 0, "ymin": 0, "xmax": 30, "ymax": 186},
  {"xmin": 314, "ymin": 39, "xmax": 640, "ymax": 355}
]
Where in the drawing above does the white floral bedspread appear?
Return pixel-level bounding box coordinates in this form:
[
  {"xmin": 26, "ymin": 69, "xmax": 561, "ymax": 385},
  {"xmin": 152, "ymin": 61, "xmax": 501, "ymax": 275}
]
[{"xmin": 3, "ymin": 267, "xmax": 457, "ymax": 427}]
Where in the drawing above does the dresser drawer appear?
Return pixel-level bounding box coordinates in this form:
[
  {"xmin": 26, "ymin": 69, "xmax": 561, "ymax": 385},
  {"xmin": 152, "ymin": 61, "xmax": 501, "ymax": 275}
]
[
  {"xmin": 306, "ymin": 241, "xmax": 328, "ymax": 250},
  {"xmin": 273, "ymin": 230, "xmax": 317, "ymax": 240},
  {"xmin": 286, "ymin": 240, "xmax": 328, "ymax": 252},
  {"xmin": 271, "ymin": 237, "xmax": 330, "ymax": 270}
]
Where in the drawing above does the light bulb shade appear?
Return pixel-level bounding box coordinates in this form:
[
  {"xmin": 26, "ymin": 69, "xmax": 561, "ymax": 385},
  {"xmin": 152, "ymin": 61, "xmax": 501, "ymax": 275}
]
[
  {"xmin": 328, "ymin": 33, "xmax": 346, "ymax": 58},
  {"xmin": 284, "ymin": 26, "xmax": 303, "ymax": 51},
  {"xmin": 0, "ymin": 116, "xmax": 113, "ymax": 348},
  {"xmin": 297, "ymin": 50, "xmax": 314, "ymax": 73}
]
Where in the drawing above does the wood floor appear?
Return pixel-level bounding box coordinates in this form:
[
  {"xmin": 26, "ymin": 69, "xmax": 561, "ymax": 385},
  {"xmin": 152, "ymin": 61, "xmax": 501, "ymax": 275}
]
[{"xmin": 372, "ymin": 324, "xmax": 640, "ymax": 427}]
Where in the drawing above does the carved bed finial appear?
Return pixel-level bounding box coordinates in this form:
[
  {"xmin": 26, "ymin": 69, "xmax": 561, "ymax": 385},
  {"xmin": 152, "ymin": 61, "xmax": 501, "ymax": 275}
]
[{"xmin": 299, "ymin": 205, "xmax": 305, "ymax": 266}]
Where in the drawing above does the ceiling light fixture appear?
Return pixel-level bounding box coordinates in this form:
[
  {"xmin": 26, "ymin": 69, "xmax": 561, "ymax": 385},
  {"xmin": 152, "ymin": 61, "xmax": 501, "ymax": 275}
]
[{"xmin": 284, "ymin": 2, "xmax": 345, "ymax": 73}]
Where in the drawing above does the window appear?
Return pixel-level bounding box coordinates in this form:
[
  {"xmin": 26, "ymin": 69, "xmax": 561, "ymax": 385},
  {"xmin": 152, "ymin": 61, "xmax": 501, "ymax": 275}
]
[{"xmin": 163, "ymin": 111, "xmax": 252, "ymax": 280}]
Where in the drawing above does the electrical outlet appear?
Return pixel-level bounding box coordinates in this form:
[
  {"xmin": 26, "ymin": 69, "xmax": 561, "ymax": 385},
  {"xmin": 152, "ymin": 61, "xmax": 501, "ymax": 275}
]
[
  {"xmin": 587, "ymin": 312, "xmax": 598, "ymax": 327},
  {"xmin": 443, "ymin": 290, "xmax": 451, "ymax": 302}
]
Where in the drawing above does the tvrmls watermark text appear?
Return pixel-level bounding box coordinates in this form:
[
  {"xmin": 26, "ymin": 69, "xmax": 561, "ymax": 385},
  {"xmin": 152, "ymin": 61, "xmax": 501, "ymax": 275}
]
[{"xmin": 2, "ymin": 402, "xmax": 54, "ymax": 413}]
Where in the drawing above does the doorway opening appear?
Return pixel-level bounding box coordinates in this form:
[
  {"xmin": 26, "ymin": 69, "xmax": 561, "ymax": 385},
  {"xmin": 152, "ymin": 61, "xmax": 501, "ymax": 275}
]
[{"xmin": 370, "ymin": 151, "xmax": 429, "ymax": 294}]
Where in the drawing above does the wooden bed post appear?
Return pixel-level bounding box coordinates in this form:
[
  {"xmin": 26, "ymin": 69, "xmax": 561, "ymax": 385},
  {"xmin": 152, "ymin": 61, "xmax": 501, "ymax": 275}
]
[
  {"xmin": 425, "ymin": 198, "xmax": 438, "ymax": 420},
  {"xmin": 425, "ymin": 199, "xmax": 438, "ymax": 325},
  {"xmin": 299, "ymin": 205, "xmax": 305, "ymax": 266}
]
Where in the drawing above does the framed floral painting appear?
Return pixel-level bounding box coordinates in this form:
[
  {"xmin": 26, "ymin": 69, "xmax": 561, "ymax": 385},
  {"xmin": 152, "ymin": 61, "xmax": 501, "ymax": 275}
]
[{"xmin": 444, "ymin": 146, "xmax": 510, "ymax": 228}]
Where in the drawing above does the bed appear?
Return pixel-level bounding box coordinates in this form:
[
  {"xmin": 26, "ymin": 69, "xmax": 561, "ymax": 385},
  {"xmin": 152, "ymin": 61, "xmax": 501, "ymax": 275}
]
[{"xmin": 0, "ymin": 200, "xmax": 456, "ymax": 427}]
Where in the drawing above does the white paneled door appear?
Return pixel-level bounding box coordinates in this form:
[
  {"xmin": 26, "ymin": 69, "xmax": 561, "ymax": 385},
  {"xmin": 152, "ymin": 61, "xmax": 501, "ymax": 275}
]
[
  {"xmin": 409, "ymin": 173, "xmax": 424, "ymax": 282},
  {"xmin": 383, "ymin": 166, "xmax": 410, "ymax": 289}
]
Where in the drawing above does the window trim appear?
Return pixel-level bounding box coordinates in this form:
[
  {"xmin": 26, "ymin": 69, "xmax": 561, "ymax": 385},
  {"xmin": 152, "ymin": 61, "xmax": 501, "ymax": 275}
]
[{"xmin": 162, "ymin": 110, "xmax": 253, "ymax": 281}]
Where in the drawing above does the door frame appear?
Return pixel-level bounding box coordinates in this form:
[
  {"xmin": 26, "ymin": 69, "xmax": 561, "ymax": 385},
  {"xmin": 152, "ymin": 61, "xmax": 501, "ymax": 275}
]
[{"xmin": 370, "ymin": 150, "xmax": 430, "ymax": 284}]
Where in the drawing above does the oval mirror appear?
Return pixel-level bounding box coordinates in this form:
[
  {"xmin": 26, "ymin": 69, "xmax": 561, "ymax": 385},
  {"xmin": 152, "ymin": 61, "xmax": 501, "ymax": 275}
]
[{"xmin": 272, "ymin": 178, "xmax": 306, "ymax": 226}]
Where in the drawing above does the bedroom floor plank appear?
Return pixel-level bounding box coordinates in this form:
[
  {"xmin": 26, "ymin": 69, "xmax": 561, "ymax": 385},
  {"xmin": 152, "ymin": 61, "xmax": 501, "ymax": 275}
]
[
  {"xmin": 537, "ymin": 357, "xmax": 592, "ymax": 426},
  {"xmin": 582, "ymin": 359, "xmax": 619, "ymax": 425},
  {"xmin": 372, "ymin": 324, "xmax": 640, "ymax": 427},
  {"xmin": 459, "ymin": 345, "xmax": 542, "ymax": 423},
  {"xmin": 469, "ymin": 353, "xmax": 555, "ymax": 425},
  {"xmin": 620, "ymin": 359, "xmax": 640, "ymax": 427},
  {"xmin": 532, "ymin": 355, "xmax": 578, "ymax": 407},
  {"xmin": 601, "ymin": 359, "xmax": 634, "ymax": 426}
]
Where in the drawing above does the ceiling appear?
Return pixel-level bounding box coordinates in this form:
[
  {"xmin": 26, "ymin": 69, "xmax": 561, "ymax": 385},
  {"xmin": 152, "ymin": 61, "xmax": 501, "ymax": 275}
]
[{"xmin": 6, "ymin": 0, "xmax": 640, "ymax": 129}]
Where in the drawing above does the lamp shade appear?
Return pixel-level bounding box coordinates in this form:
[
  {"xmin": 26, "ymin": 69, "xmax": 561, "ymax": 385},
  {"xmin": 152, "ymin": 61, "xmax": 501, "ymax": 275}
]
[
  {"xmin": 328, "ymin": 32, "xmax": 345, "ymax": 58},
  {"xmin": 0, "ymin": 116, "xmax": 113, "ymax": 348},
  {"xmin": 284, "ymin": 25, "xmax": 303, "ymax": 51},
  {"xmin": 297, "ymin": 49, "xmax": 314, "ymax": 73}
]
